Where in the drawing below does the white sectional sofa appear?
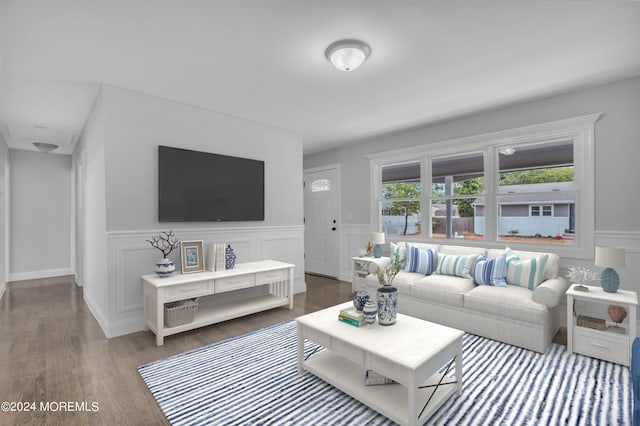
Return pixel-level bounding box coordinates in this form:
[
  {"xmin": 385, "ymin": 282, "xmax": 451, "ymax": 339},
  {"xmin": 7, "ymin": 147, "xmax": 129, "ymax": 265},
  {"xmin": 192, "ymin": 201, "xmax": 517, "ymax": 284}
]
[{"xmin": 357, "ymin": 242, "xmax": 568, "ymax": 353}]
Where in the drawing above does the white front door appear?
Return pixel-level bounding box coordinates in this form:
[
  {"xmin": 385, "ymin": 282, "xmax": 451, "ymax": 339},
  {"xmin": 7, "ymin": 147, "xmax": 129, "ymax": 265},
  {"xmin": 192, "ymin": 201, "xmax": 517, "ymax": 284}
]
[{"xmin": 304, "ymin": 167, "xmax": 340, "ymax": 278}]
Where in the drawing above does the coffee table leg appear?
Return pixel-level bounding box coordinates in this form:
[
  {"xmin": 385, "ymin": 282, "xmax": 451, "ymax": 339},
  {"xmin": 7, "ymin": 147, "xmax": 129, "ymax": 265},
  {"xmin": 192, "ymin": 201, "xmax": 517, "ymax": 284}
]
[
  {"xmin": 456, "ymin": 344, "xmax": 463, "ymax": 395},
  {"xmin": 408, "ymin": 376, "xmax": 417, "ymax": 426},
  {"xmin": 296, "ymin": 322, "xmax": 304, "ymax": 374}
]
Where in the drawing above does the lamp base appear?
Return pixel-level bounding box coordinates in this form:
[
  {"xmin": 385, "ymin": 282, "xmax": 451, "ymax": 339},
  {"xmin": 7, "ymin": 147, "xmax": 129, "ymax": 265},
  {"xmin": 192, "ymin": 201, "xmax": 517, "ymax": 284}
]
[
  {"xmin": 373, "ymin": 244, "xmax": 382, "ymax": 258},
  {"xmin": 600, "ymin": 268, "xmax": 619, "ymax": 293}
]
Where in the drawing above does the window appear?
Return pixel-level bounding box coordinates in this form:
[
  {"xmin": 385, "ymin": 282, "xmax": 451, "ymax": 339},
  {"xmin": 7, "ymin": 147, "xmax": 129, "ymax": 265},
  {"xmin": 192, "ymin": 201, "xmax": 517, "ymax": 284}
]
[
  {"xmin": 311, "ymin": 179, "xmax": 331, "ymax": 192},
  {"xmin": 380, "ymin": 162, "xmax": 421, "ymax": 237},
  {"xmin": 430, "ymin": 152, "xmax": 484, "ymax": 239},
  {"xmin": 498, "ymin": 140, "xmax": 574, "ymax": 244},
  {"xmin": 370, "ymin": 114, "xmax": 598, "ymax": 258}
]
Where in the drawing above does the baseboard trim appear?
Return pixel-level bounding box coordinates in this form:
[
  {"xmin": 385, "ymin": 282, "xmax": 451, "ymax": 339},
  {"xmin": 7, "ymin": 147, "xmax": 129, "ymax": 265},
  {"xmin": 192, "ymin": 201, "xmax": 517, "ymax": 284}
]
[
  {"xmin": 83, "ymin": 292, "xmax": 109, "ymax": 339},
  {"xmin": 9, "ymin": 268, "xmax": 73, "ymax": 282}
]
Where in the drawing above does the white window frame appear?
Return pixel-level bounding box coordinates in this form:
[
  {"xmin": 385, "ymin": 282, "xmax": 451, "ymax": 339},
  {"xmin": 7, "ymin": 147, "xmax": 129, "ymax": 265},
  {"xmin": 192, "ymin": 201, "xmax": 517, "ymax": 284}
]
[
  {"xmin": 368, "ymin": 113, "xmax": 600, "ymax": 259},
  {"xmin": 530, "ymin": 204, "xmax": 553, "ymax": 217}
]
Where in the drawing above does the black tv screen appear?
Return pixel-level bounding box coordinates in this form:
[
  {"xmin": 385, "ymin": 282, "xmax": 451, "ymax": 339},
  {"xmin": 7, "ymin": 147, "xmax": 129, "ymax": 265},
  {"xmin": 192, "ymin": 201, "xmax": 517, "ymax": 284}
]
[{"xmin": 158, "ymin": 146, "xmax": 264, "ymax": 222}]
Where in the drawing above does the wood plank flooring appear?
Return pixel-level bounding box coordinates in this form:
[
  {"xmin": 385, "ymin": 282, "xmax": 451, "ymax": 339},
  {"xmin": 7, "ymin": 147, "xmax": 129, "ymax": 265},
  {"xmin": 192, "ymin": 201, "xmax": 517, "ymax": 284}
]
[
  {"xmin": 0, "ymin": 274, "xmax": 353, "ymax": 426},
  {"xmin": 0, "ymin": 274, "xmax": 565, "ymax": 425}
]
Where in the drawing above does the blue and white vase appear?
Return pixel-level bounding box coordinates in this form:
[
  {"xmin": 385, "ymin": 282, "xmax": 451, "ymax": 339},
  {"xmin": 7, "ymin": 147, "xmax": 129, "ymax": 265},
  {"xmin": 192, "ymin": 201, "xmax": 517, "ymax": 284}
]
[
  {"xmin": 377, "ymin": 286, "xmax": 398, "ymax": 325},
  {"xmin": 363, "ymin": 300, "xmax": 377, "ymax": 328},
  {"xmin": 353, "ymin": 290, "xmax": 370, "ymax": 311},
  {"xmin": 155, "ymin": 258, "xmax": 175, "ymax": 277},
  {"xmin": 225, "ymin": 244, "xmax": 237, "ymax": 269}
]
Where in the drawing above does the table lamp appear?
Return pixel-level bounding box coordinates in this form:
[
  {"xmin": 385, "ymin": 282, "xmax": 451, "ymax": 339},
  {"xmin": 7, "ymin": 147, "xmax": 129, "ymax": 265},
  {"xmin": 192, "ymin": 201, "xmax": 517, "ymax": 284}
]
[
  {"xmin": 370, "ymin": 232, "xmax": 385, "ymax": 259},
  {"xmin": 595, "ymin": 246, "xmax": 625, "ymax": 293}
]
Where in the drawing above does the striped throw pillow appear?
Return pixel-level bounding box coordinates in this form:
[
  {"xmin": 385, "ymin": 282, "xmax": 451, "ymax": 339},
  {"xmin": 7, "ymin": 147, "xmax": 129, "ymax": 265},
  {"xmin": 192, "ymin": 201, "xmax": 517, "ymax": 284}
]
[
  {"xmin": 390, "ymin": 242, "xmax": 404, "ymax": 259},
  {"xmin": 473, "ymin": 254, "xmax": 507, "ymax": 286},
  {"xmin": 405, "ymin": 246, "xmax": 436, "ymax": 275},
  {"xmin": 436, "ymin": 253, "xmax": 478, "ymax": 278},
  {"xmin": 505, "ymin": 249, "xmax": 549, "ymax": 290}
]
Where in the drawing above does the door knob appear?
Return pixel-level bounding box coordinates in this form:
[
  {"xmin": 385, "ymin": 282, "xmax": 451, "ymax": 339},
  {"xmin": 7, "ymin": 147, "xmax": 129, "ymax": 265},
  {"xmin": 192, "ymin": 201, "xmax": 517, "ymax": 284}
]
[{"xmin": 331, "ymin": 227, "xmax": 336, "ymax": 231}]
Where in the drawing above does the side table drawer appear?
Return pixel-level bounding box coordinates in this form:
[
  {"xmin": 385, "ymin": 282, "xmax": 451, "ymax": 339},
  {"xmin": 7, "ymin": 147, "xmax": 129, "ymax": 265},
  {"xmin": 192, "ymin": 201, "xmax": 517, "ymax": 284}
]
[
  {"xmin": 165, "ymin": 280, "xmax": 212, "ymax": 300},
  {"xmin": 216, "ymin": 274, "xmax": 256, "ymax": 293},
  {"xmin": 256, "ymin": 269, "xmax": 287, "ymax": 285},
  {"xmin": 574, "ymin": 327, "xmax": 628, "ymax": 365}
]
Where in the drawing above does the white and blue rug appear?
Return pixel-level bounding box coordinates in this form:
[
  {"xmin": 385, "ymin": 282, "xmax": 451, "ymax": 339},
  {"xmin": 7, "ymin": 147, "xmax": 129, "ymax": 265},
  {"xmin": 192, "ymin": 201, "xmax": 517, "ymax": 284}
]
[{"xmin": 138, "ymin": 321, "xmax": 632, "ymax": 425}]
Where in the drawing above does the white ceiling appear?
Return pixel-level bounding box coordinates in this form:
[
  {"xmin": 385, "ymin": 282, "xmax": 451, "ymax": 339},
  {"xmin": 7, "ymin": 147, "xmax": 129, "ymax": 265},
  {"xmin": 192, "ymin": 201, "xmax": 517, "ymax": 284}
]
[{"xmin": 1, "ymin": 1, "xmax": 639, "ymax": 155}]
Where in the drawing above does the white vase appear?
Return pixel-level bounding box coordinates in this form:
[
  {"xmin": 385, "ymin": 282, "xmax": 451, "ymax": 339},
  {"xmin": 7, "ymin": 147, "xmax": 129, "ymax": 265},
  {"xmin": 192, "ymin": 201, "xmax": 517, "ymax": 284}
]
[{"xmin": 155, "ymin": 258, "xmax": 175, "ymax": 277}]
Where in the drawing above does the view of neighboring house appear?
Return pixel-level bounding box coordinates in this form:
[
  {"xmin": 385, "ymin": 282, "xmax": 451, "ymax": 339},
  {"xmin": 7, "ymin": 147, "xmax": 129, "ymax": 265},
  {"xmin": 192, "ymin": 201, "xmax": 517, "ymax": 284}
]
[{"xmin": 473, "ymin": 181, "xmax": 575, "ymax": 237}]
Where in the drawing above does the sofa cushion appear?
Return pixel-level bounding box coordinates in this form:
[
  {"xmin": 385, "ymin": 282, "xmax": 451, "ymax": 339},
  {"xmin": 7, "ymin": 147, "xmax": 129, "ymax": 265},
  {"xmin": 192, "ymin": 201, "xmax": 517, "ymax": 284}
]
[
  {"xmin": 402, "ymin": 242, "xmax": 438, "ymax": 273},
  {"xmin": 405, "ymin": 246, "xmax": 436, "ymax": 275},
  {"xmin": 365, "ymin": 272, "xmax": 413, "ymax": 295},
  {"xmin": 410, "ymin": 274, "xmax": 475, "ymax": 307},
  {"xmin": 505, "ymin": 249, "xmax": 548, "ymax": 290},
  {"xmin": 464, "ymin": 285, "xmax": 548, "ymax": 325},
  {"xmin": 488, "ymin": 248, "xmax": 559, "ymax": 280},
  {"xmin": 473, "ymin": 254, "xmax": 507, "ymax": 286},
  {"xmin": 390, "ymin": 271, "xmax": 424, "ymax": 287},
  {"xmin": 436, "ymin": 253, "xmax": 479, "ymax": 278}
]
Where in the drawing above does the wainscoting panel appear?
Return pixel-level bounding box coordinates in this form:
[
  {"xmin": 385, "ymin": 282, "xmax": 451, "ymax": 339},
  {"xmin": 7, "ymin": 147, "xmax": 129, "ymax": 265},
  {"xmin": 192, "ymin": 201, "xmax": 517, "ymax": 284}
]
[
  {"xmin": 104, "ymin": 225, "xmax": 305, "ymax": 338},
  {"xmin": 339, "ymin": 224, "xmax": 370, "ymax": 282}
]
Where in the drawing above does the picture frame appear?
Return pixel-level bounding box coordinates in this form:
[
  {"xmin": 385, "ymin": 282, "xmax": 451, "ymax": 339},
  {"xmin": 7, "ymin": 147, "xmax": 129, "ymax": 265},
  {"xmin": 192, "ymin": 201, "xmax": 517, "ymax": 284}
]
[{"xmin": 180, "ymin": 240, "xmax": 204, "ymax": 274}]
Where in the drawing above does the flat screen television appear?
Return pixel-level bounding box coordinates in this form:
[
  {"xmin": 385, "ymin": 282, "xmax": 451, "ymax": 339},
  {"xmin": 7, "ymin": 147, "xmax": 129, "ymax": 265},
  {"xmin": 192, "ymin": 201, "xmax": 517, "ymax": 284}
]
[{"xmin": 158, "ymin": 145, "xmax": 264, "ymax": 222}]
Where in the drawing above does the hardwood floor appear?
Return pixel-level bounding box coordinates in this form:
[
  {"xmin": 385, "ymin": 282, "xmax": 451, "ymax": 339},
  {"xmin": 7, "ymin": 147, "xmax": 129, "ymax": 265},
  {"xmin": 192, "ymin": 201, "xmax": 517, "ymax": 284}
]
[
  {"xmin": 0, "ymin": 274, "xmax": 565, "ymax": 425},
  {"xmin": 0, "ymin": 274, "xmax": 353, "ymax": 426}
]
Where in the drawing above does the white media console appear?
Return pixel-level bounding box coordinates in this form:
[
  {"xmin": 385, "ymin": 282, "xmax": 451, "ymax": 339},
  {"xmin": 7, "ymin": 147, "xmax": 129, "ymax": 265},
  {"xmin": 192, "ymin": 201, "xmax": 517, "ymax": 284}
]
[{"xmin": 142, "ymin": 260, "xmax": 295, "ymax": 345}]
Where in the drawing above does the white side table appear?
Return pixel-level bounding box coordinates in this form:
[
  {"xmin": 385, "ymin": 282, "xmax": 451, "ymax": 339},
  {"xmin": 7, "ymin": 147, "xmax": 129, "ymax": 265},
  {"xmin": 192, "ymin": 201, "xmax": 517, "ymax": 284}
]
[
  {"xmin": 351, "ymin": 256, "xmax": 388, "ymax": 292},
  {"xmin": 566, "ymin": 284, "xmax": 638, "ymax": 366}
]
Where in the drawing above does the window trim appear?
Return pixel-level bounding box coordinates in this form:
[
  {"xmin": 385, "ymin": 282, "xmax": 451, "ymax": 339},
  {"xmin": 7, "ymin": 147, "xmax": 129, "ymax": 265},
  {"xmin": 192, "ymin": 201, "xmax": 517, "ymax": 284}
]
[{"xmin": 369, "ymin": 113, "xmax": 600, "ymax": 259}]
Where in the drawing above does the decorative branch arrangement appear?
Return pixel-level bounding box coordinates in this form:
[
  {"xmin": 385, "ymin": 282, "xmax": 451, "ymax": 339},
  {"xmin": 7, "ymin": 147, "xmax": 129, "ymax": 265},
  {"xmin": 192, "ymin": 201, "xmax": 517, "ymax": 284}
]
[
  {"xmin": 375, "ymin": 254, "xmax": 406, "ymax": 286},
  {"xmin": 146, "ymin": 230, "xmax": 180, "ymax": 258}
]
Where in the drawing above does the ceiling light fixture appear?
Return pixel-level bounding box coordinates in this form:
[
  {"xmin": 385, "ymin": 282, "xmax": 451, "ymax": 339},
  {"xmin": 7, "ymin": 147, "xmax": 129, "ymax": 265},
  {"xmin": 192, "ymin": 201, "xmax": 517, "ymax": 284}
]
[
  {"xmin": 33, "ymin": 142, "xmax": 59, "ymax": 153},
  {"xmin": 499, "ymin": 147, "xmax": 516, "ymax": 156},
  {"xmin": 325, "ymin": 39, "xmax": 371, "ymax": 72}
]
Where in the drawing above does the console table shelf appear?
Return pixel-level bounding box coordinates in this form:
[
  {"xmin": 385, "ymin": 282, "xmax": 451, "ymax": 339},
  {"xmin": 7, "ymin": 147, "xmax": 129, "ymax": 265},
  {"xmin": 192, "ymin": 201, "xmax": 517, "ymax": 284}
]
[{"xmin": 143, "ymin": 260, "xmax": 294, "ymax": 345}]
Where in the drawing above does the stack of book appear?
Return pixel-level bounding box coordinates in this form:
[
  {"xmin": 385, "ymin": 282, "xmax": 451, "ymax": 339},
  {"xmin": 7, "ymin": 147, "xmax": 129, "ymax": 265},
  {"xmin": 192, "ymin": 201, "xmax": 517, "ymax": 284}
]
[
  {"xmin": 338, "ymin": 306, "xmax": 364, "ymax": 327},
  {"xmin": 206, "ymin": 243, "xmax": 227, "ymax": 271}
]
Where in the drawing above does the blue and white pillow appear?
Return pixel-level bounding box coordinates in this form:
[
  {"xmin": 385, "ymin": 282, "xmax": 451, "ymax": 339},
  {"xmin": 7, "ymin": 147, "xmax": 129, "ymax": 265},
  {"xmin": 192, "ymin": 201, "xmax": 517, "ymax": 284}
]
[
  {"xmin": 504, "ymin": 249, "xmax": 548, "ymax": 290},
  {"xmin": 404, "ymin": 245, "xmax": 436, "ymax": 275},
  {"xmin": 390, "ymin": 242, "xmax": 404, "ymax": 259},
  {"xmin": 435, "ymin": 253, "xmax": 478, "ymax": 278},
  {"xmin": 473, "ymin": 254, "xmax": 507, "ymax": 286}
]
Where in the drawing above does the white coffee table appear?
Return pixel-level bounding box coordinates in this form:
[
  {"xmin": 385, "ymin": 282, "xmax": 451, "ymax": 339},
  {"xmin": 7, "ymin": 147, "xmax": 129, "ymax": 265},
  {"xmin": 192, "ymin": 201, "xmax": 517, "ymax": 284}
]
[{"xmin": 296, "ymin": 302, "xmax": 464, "ymax": 426}]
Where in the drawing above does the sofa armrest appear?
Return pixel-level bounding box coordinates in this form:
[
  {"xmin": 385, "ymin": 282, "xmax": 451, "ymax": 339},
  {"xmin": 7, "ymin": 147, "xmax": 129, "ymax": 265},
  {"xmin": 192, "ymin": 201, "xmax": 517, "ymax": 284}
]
[{"xmin": 532, "ymin": 277, "xmax": 569, "ymax": 308}]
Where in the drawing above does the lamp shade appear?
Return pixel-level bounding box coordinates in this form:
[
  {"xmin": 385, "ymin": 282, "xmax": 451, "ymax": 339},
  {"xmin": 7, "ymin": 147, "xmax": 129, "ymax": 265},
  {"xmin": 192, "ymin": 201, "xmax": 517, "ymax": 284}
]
[
  {"xmin": 594, "ymin": 246, "xmax": 625, "ymax": 268},
  {"xmin": 370, "ymin": 232, "xmax": 385, "ymax": 245}
]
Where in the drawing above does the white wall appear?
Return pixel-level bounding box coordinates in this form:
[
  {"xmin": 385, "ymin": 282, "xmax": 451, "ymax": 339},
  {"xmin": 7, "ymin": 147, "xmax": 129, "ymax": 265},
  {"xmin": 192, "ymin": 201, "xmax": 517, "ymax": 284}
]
[
  {"xmin": 304, "ymin": 76, "xmax": 640, "ymax": 301},
  {"xmin": 0, "ymin": 133, "xmax": 8, "ymax": 300},
  {"xmin": 77, "ymin": 84, "xmax": 305, "ymax": 338},
  {"xmin": 9, "ymin": 149, "xmax": 72, "ymax": 281},
  {"xmin": 73, "ymin": 86, "xmax": 109, "ymax": 329}
]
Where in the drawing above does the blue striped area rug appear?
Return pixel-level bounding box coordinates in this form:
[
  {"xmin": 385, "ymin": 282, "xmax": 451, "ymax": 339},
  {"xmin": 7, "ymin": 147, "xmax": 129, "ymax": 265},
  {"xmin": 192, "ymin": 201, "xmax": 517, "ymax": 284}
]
[{"xmin": 138, "ymin": 321, "xmax": 632, "ymax": 425}]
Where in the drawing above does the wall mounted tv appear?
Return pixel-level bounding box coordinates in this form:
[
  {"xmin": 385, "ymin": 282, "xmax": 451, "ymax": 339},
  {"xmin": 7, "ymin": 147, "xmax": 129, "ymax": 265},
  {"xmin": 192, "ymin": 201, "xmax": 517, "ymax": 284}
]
[{"xmin": 158, "ymin": 145, "xmax": 264, "ymax": 222}]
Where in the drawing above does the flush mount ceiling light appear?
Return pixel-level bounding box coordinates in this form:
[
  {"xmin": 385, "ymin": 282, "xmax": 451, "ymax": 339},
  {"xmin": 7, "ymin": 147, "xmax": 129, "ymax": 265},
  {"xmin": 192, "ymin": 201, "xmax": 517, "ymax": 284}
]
[
  {"xmin": 33, "ymin": 142, "xmax": 59, "ymax": 153},
  {"xmin": 499, "ymin": 147, "xmax": 516, "ymax": 156},
  {"xmin": 325, "ymin": 39, "xmax": 371, "ymax": 72}
]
